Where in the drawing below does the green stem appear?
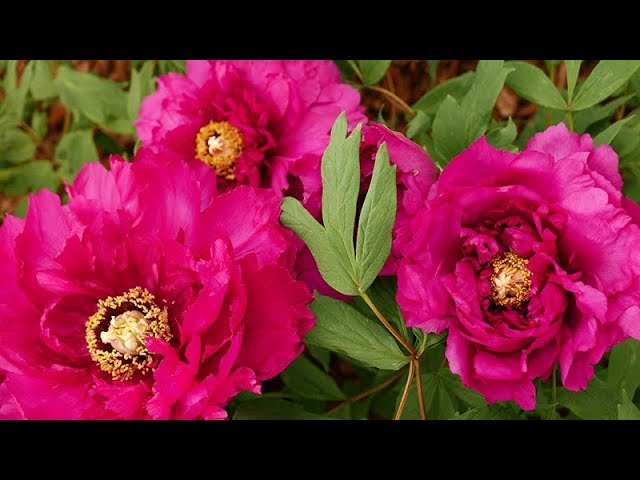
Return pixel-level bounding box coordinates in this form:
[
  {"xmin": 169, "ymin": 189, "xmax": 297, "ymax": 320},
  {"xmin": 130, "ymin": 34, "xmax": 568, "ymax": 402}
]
[
  {"xmin": 567, "ymin": 109, "xmax": 574, "ymax": 133},
  {"xmin": 327, "ymin": 366, "xmax": 408, "ymax": 415},
  {"xmin": 365, "ymin": 85, "xmax": 416, "ymax": 118},
  {"xmin": 394, "ymin": 360, "xmax": 415, "ymax": 420},
  {"xmin": 414, "ymin": 359, "xmax": 427, "ymax": 420},
  {"xmin": 360, "ymin": 291, "xmax": 417, "ymax": 357}
]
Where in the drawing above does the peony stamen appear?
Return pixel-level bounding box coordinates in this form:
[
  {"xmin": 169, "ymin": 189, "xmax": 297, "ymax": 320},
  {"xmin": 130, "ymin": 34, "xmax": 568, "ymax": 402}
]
[
  {"xmin": 195, "ymin": 121, "xmax": 244, "ymax": 179},
  {"xmin": 490, "ymin": 251, "xmax": 532, "ymax": 308},
  {"xmin": 85, "ymin": 287, "xmax": 172, "ymax": 381}
]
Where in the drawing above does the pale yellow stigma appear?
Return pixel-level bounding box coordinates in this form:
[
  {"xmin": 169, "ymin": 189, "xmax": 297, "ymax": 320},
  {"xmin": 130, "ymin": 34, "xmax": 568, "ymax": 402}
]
[
  {"xmin": 490, "ymin": 252, "xmax": 532, "ymax": 308},
  {"xmin": 85, "ymin": 287, "xmax": 172, "ymax": 381},
  {"xmin": 195, "ymin": 121, "xmax": 244, "ymax": 179}
]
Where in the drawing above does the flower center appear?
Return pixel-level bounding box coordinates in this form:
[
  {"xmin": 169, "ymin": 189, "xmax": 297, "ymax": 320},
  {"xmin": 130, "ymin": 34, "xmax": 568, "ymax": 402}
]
[
  {"xmin": 195, "ymin": 121, "xmax": 244, "ymax": 179},
  {"xmin": 489, "ymin": 251, "xmax": 532, "ymax": 308},
  {"xmin": 85, "ymin": 287, "xmax": 172, "ymax": 381}
]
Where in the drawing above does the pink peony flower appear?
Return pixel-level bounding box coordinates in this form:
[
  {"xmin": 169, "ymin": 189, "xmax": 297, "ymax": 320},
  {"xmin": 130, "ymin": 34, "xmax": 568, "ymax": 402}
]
[
  {"xmin": 0, "ymin": 150, "xmax": 314, "ymax": 419},
  {"xmin": 396, "ymin": 123, "xmax": 640, "ymax": 410},
  {"xmin": 296, "ymin": 122, "xmax": 439, "ymax": 298},
  {"xmin": 135, "ymin": 60, "xmax": 366, "ymax": 212}
]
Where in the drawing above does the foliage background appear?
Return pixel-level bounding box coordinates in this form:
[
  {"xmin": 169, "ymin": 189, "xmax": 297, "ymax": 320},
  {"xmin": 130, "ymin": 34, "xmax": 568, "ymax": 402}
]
[{"xmin": 2, "ymin": 59, "xmax": 640, "ymax": 420}]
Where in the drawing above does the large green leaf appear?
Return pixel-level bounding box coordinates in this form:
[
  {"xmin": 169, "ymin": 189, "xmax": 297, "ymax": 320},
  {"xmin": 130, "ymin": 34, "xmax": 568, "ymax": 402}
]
[
  {"xmin": 558, "ymin": 375, "xmax": 620, "ymax": 420},
  {"xmin": 54, "ymin": 65, "xmax": 132, "ymax": 134},
  {"xmin": 505, "ymin": 61, "xmax": 567, "ymax": 110},
  {"xmin": 572, "ymin": 60, "xmax": 640, "ymax": 111},
  {"xmin": 565, "ymin": 60, "xmax": 582, "ymax": 105},
  {"xmin": 593, "ymin": 116, "xmax": 635, "ymax": 146},
  {"xmin": 3, "ymin": 60, "xmax": 34, "ymax": 121},
  {"xmin": 355, "ymin": 143, "xmax": 397, "ymax": 292},
  {"xmin": 608, "ymin": 339, "xmax": 640, "ymax": 398},
  {"xmin": 127, "ymin": 61, "xmax": 156, "ymax": 121},
  {"xmin": 617, "ymin": 389, "xmax": 640, "ymax": 420},
  {"xmin": 0, "ymin": 128, "xmax": 35, "ymax": 165},
  {"xmin": 306, "ymin": 294, "xmax": 408, "ymax": 371},
  {"xmin": 30, "ymin": 60, "xmax": 57, "ymax": 101},
  {"xmin": 413, "ymin": 71, "xmax": 475, "ymax": 115},
  {"xmin": 573, "ymin": 94, "xmax": 634, "ymax": 133},
  {"xmin": 486, "ymin": 118, "xmax": 517, "ymax": 149},
  {"xmin": 453, "ymin": 404, "xmax": 524, "ymax": 420},
  {"xmin": 281, "ymin": 356, "xmax": 345, "ymax": 401}
]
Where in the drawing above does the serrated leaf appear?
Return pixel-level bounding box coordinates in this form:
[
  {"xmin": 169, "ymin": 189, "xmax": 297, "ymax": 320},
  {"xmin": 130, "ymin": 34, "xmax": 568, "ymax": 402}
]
[
  {"xmin": 558, "ymin": 375, "xmax": 620, "ymax": 420},
  {"xmin": 617, "ymin": 389, "xmax": 640, "ymax": 420},
  {"xmin": 55, "ymin": 129, "xmax": 99, "ymax": 180},
  {"xmin": 486, "ymin": 117, "xmax": 517, "ymax": 149},
  {"xmin": 0, "ymin": 129, "xmax": 35, "ymax": 165},
  {"xmin": 356, "ymin": 60, "xmax": 392, "ymax": 86},
  {"xmin": 505, "ymin": 61, "xmax": 567, "ymax": 110},
  {"xmin": 281, "ymin": 356, "xmax": 344, "ymax": 401},
  {"xmin": 593, "ymin": 115, "xmax": 635, "ymax": 146},
  {"xmin": 413, "ymin": 71, "xmax": 475, "ymax": 115},
  {"xmin": 1, "ymin": 161, "xmax": 58, "ymax": 196},
  {"xmin": 608, "ymin": 339, "xmax": 640, "ymax": 398},
  {"xmin": 572, "ymin": 61, "xmax": 640, "ymax": 111},
  {"xmin": 280, "ymin": 196, "xmax": 359, "ymax": 295},
  {"xmin": 54, "ymin": 65, "xmax": 132, "ymax": 134},
  {"xmin": 233, "ymin": 398, "xmax": 331, "ymax": 420},
  {"xmin": 128, "ymin": 61, "xmax": 156, "ymax": 121},
  {"xmin": 565, "ymin": 60, "xmax": 582, "ymax": 105},
  {"xmin": 306, "ymin": 294, "xmax": 408, "ymax": 371},
  {"xmin": 30, "ymin": 60, "xmax": 57, "ymax": 101},
  {"xmin": 355, "ymin": 143, "xmax": 397, "ymax": 292}
]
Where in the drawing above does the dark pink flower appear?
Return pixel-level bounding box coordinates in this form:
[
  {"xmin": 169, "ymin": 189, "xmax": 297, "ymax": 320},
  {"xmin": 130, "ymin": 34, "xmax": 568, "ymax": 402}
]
[
  {"xmin": 136, "ymin": 60, "xmax": 365, "ymax": 209},
  {"xmin": 396, "ymin": 123, "xmax": 640, "ymax": 410},
  {"xmin": 0, "ymin": 151, "xmax": 314, "ymax": 419},
  {"xmin": 296, "ymin": 122, "xmax": 439, "ymax": 298}
]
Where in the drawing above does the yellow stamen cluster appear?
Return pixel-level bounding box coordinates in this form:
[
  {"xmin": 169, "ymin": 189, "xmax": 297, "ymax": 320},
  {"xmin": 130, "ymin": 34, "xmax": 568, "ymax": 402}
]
[
  {"xmin": 490, "ymin": 251, "xmax": 532, "ymax": 308},
  {"xmin": 85, "ymin": 287, "xmax": 172, "ymax": 381},
  {"xmin": 195, "ymin": 121, "xmax": 244, "ymax": 179}
]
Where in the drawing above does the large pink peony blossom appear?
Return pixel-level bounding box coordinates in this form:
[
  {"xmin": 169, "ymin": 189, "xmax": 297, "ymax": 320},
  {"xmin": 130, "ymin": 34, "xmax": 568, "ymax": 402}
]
[
  {"xmin": 0, "ymin": 150, "xmax": 314, "ymax": 419},
  {"xmin": 295, "ymin": 122, "xmax": 439, "ymax": 298},
  {"xmin": 136, "ymin": 60, "xmax": 366, "ymax": 212},
  {"xmin": 396, "ymin": 123, "xmax": 640, "ymax": 410}
]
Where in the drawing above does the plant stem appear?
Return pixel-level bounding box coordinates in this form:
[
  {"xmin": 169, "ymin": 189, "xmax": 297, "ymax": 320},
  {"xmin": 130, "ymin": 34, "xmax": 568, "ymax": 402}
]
[
  {"xmin": 365, "ymin": 85, "xmax": 416, "ymax": 118},
  {"xmin": 360, "ymin": 291, "xmax": 418, "ymax": 357},
  {"xmin": 414, "ymin": 359, "xmax": 427, "ymax": 420},
  {"xmin": 616, "ymin": 83, "xmax": 629, "ymax": 121},
  {"xmin": 327, "ymin": 366, "xmax": 408, "ymax": 415},
  {"xmin": 394, "ymin": 360, "xmax": 416, "ymax": 420},
  {"xmin": 567, "ymin": 109, "xmax": 574, "ymax": 132}
]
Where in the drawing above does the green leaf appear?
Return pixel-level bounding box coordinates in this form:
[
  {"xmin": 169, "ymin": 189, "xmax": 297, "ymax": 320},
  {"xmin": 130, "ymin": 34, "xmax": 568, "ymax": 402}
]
[
  {"xmin": 31, "ymin": 111, "xmax": 48, "ymax": 139},
  {"xmin": 55, "ymin": 129, "xmax": 99, "ymax": 180},
  {"xmin": 573, "ymin": 94, "xmax": 634, "ymax": 133},
  {"xmin": 572, "ymin": 61, "xmax": 640, "ymax": 111},
  {"xmin": 617, "ymin": 389, "xmax": 640, "ymax": 420},
  {"xmin": 486, "ymin": 118, "xmax": 517, "ymax": 149},
  {"xmin": 427, "ymin": 60, "xmax": 439, "ymax": 85},
  {"xmin": 54, "ymin": 65, "xmax": 132, "ymax": 134},
  {"xmin": 233, "ymin": 398, "xmax": 331, "ymax": 420},
  {"xmin": 608, "ymin": 339, "xmax": 640, "ymax": 398},
  {"xmin": 30, "ymin": 60, "xmax": 57, "ymax": 101},
  {"xmin": 432, "ymin": 61, "xmax": 512, "ymax": 164},
  {"xmin": 413, "ymin": 71, "xmax": 475, "ymax": 115},
  {"xmin": 352, "ymin": 276, "xmax": 408, "ymax": 337},
  {"xmin": 397, "ymin": 372, "xmax": 456, "ymax": 420},
  {"xmin": 558, "ymin": 375, "xmax": 620, "ymax": 420},
  {"xmin": 281, "ymin": 356, "xmax": 344, "ymax": 401},
  {"xmin": 2, "ymin": 161, "xmax": 58, "ymax": 196},
  {"xmin": 355, "ymin": 143, "xmax": 397, "ymax": 292},
  {"xmin": 505, "ymin": 61, "xmax": 567, "ymax": 110},
  {"xmin": 12, "ymin": 197, "xmax": 29, "ymax": 218},
  {"xmin": 306, "ymin": 294, "xmax": 408, "ymax": 371},
  {"xmin": 3, "ymin": 60, "xmax": 35, "ymax": 121},
  {"xmin": 453, "ymin": 404, "xmax": 524, "ymax": 420},
  {"xmin": 565, "ymin": 60, "xmax": 582, "ymax": 105},
  {"xmin": 356, "ymin": 60, "xmax": 392, "ymax": 86},
  {"xmin": 156, "ymin": 60, "xmax": 185, "ymax": 75},
  {"xmin": 280, "ymin": 197, "xmax": 358, "ymax": 295},
  {"xmin": 439, "ymin": 369, "xmax": 486, "ymax": 408},
  {"xmin": 321, "ymin": 114, "xmax": 361, "ymax": 278},
  {"xmin": 0, "ymin": 129, "xmax": 36, "ymax": 165},
  {"xmin": 406, "ymin": 110, "xmax": 431, "ymax": 140},
  {"xmin": 128, "ymin": 61, "xmax": 156, "ymax": 121},
  {"xmin": 306, "ymin": 344, "xmax": 331, "ymax": 372},
  {"xmin": 593, "ymin": 115, "xmax": 635, "ymax": 146}
]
